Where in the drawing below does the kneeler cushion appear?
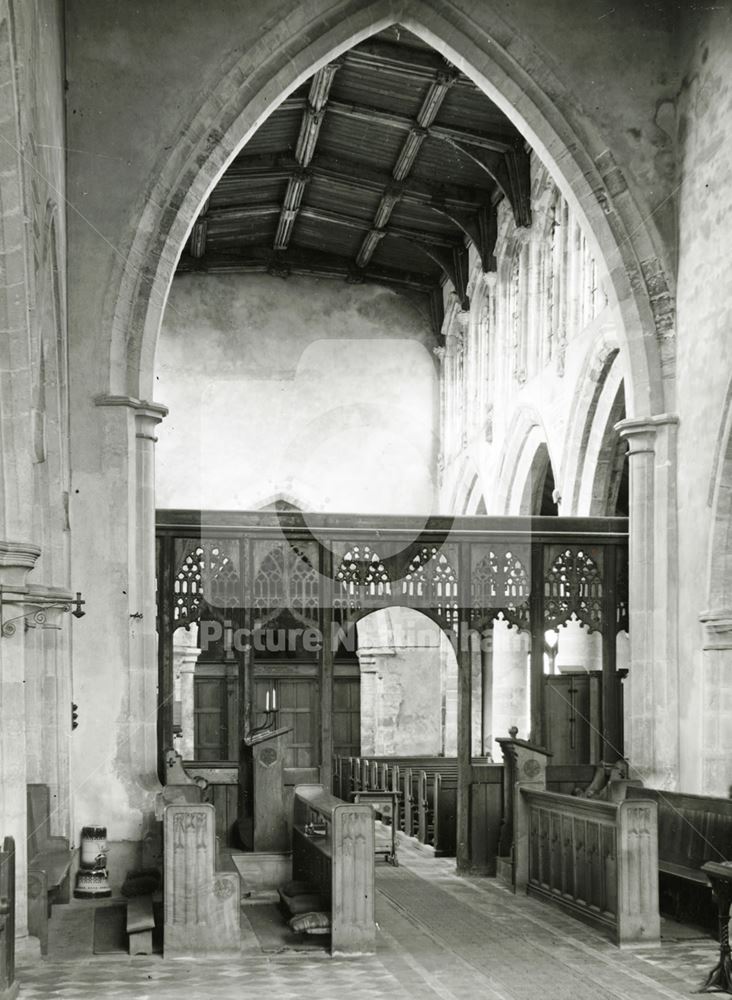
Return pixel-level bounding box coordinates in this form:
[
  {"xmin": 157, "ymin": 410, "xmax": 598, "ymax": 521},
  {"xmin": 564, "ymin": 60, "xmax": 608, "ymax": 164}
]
[{"xmin": 289, "ymin": 910, "xmax": 331, "ymax": 935}]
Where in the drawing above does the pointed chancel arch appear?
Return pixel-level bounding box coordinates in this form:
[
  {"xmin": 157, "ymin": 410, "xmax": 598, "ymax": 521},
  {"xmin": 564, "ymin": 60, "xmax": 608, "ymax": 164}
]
[{"xmin": 104, "ymin": 0, "xmax": 669, "ymax": 423}]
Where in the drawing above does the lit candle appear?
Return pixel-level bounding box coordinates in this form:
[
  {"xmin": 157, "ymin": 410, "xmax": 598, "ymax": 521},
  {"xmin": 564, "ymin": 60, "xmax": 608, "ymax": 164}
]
[
  {"xmin": 265, "ymin": 691, "xmax": 270, "ymax": 711},
  {"xmin": 272, "ymin": 688, "xmax": 277, "ymax": 711}
]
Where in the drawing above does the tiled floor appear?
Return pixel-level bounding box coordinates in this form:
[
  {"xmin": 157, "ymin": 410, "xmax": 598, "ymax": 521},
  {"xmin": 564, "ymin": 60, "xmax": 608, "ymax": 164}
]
[{"xmin": 15, "ymin": 838, "xmax": 719, "ymax": 1000}]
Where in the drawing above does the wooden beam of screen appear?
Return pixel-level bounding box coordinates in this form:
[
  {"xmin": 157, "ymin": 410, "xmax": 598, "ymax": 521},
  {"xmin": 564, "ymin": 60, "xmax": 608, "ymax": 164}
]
[
  {"xmin": 354, "ymin": 65, "xmax": 457, "ymax": 268},
  {"xmin": 274, "ymin": 61, "xmax": 341, "ymax": 251}
]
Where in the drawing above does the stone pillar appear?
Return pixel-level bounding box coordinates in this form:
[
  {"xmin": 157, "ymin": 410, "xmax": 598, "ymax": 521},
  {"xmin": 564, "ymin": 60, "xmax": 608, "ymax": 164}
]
[
  {"xmin": 355, "ymin": 650, "xmax": 380, "ymax": 756},
  {"xmin": 480, "ymin": 631, "xmax": 493, "ymax": 757},
  {"xmin": 0, "ymin": 542, "xmax": 40, "ymax": 938},
  {"xmin": 441, "ymin": 628, "xmax": 458, "ymax": 756},
  {"xmin": 71, "ymin": 395, "xmax": 167, "ymax": 886},
  {"xmin": 698, "ymin": 611, "xmax": 732, "ymax": 796},
  {"xmin": 492, "ymin": 620, "xmax": 530, "ymax": 743},
  {"xmin": 175, "ymin": 634, "xmax": 200, "ymax": 762},
  {"xmin": 554, "ymin": 618, "xmax": 602, "ymax": 673},
  {"xmin": 617, "ymin": 415, "xmax": 679, "ymax": 788}
]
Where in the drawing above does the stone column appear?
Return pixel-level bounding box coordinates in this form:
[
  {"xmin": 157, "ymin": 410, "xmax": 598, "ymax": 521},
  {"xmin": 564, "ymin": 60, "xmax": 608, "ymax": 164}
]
[
  {"xmin": 492, "ymin": 620, "xmax": 530, "ymax": 742},
  {"xmin": 356, "ymin": 651, "xmax": 379, "ymax": 756},
  {"xmin": 698, "ymin": 611, "xmax": 732, "ymax": 796},
  {"xmin": 0, "ymin": 541, "xmax": 41, "ymax": 938},
  {"xmin": 175, "ymin": 633, "xmax": 200, "ymax": 761},
  {"xmin": 554, "ymin": 618, "xmax": 602, "ymax": 673},
  {"xmin": 71, "ymin": 395, "xmax": 167, "ymax": 887},
  {"xmin": 616, "ymin": 414, "xmax": 679, "ymax": 788}
]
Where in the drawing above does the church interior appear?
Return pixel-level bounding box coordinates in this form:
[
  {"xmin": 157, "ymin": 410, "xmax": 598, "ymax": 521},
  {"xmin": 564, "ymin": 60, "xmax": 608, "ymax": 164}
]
[{"xmin": 1, "ymin": 2, "xmax": 732, "ymax": 998}]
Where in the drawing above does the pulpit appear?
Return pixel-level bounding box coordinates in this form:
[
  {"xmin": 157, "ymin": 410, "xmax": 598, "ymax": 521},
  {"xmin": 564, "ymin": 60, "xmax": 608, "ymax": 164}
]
[{"xmin": 238, "ymin": 727, "xmax": 292, "ymax": 851}]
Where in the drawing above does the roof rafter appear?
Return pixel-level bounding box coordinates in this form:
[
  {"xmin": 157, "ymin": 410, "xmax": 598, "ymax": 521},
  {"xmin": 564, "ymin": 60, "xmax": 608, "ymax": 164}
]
[
  {"xmin": 222, "ymin": 152, "xmax": 495, "ymax": 210},
  {"xmin": 207, "ymin": 201, "xmax": 462, "ymax": 249},
  {"xmin": 274, "ymin": 61, "xmax": 341, "ymax": 250},
  {"xmin": 178, "ymin": 245, "xmax": 438, "ymax": 293},
  {"xmin": 284, "ymin": 96, "xmax": 518, "ymax": 153},
  {"xmin": 354, "ymin": 67, "xmax": 459, "ymax": 270}
]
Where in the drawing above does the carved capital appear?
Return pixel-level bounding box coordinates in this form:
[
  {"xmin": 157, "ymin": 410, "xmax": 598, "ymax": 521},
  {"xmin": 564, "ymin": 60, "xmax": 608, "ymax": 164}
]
[
  {"xmin": 0, "ymin": 539, "xmax": 41, "ymax": 588},
  {"xmin": 700, "ymin": 609, "xmax": 732, "ymax": 650},
  {"xmin": 615, "ymin": 413, "xmax": 679, "ymax": 456}
]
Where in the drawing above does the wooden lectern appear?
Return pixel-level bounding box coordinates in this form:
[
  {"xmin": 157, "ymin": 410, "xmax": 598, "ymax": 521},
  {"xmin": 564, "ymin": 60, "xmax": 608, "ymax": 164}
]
[{"xmin": 238, "ymin": 726, "xmax": 292, "ymax": 851}]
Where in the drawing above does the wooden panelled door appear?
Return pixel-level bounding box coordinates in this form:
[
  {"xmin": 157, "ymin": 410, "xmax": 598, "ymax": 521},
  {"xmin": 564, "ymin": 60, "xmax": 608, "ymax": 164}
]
[
  {"xmin": 253, "ymin": 678, "xmax": 319, "ymax": 767},
  {"xmin": 194, "ymin": 676, "xmax": 229, "ymax": 760},
  {"xmin": 333, "ymin": 677, "xmax": 361, "ymax": 758},
  {"xmin": 544, "ymin": 672, "xmax": 602, "ymax": 765}
]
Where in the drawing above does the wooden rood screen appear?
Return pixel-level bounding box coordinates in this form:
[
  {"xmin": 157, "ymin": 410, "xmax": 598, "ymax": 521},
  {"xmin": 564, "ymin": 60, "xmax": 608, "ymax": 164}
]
[{"xmin": 156, "ymin": 509, "xmax": 628, "ymax": 869}]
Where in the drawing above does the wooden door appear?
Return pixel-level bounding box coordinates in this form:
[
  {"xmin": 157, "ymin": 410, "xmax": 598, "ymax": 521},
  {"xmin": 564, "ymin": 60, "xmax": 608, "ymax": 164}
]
[
  {"xmin": 254, "ymin": 677, "xmax": 319, "ymax": 767},
  {"xmin": 333, "ymin": 678, "xmax": 360, "ymax": 757},
  {"xmin": 194, "ymin": 676, "xmax": 229, "ymax": 760},
  {"xmin": 544, "ymin": 672, "xmax": 601, "ymax": 765}
]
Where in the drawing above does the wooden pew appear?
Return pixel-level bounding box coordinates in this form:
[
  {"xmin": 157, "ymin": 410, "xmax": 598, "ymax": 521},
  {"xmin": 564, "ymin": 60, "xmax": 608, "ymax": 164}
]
[
  {"xmin": 518, "ymin": 787, "xmax": 660, "ymax": 945},
  {"xmin": 292, "ymin": 784, "xmax": 375, "ymax": 955},
  {"xmin": 163, "ymin": 802, "xmax": 240, "ymax": 956},
  {"xmin": 334, "ymin": 755, "xmax": 462, "ymax": 856},
  {"xmin": 624, "ymin": 785, "xmax": 732, "ymax": 926},
  {"xmin": 334, "ymin": 754, "xmax": 503, "ymax": 867},
  {"xmin": 26, "ymin": 784, "xmax": 73, "ymax": 955},
  {"xmin": 0, "ymin": 837, "xmax": 17, "ymax": 1000}
]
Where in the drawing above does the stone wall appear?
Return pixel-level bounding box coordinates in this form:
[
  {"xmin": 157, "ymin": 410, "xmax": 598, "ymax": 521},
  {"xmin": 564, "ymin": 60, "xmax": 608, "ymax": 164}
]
[
  {"xmin": 156, "ymin": 273, "xmax": 438, "ymax": 514},
  {"xmin": 676, "ymin": 7, "xmax": 732, "ymax": 795},
  {"xmin": 0, "ymin": 0, "xmax": 73, "ymax": 941}
]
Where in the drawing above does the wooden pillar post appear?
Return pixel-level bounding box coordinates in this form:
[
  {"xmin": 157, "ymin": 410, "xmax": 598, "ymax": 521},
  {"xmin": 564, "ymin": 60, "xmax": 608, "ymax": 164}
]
[
  {"xmin": 601, "ymin": 543, "xmax": 622, "ymax": 761},
  {"xmin": 319, "ymin": 547, "xmax": 334, "ymax": 789},
  {"xmin": 529, "ymin": 538, "xmax": 545, "ymax": 744},
  {"xmin": 157, "ymin": 533, "xmax": 175, "ymax": 780},
  {"xmin": 456, "ymin": 541, "xmax": 472, "ymax": 871}
]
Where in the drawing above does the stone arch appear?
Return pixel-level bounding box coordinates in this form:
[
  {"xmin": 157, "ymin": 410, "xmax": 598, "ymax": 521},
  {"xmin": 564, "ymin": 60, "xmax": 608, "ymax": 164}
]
[
  {"xmin": 355, "ymin": 605, "xmax": 459, "ymax": 757},
  {"xmin": 563, "ymin": 335, "xmax": 629, "ymax": 516},
  {"xmin": 496, "ymin": 407, "xmax": 558, "ymax": 515},
  {"xmin": 105, "ymin": 0, "xmax": 668, "ymax": 425},
  {"xmin": 448, "ymin": 456, "xmax": 487, "ymax": 515}
]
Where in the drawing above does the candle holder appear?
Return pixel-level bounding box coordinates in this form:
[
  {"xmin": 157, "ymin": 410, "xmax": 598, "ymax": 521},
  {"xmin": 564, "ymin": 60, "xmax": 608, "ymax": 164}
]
[{"xmin": 245, "ymin": 708, "xmax": 279, "ymax": 741}]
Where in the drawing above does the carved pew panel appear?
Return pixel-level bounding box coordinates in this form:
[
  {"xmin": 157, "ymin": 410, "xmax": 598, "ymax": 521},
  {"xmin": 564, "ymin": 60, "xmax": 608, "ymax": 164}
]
[{"xmin": 163, "ymin": 803, "xmax": 240, "ymax": 956}]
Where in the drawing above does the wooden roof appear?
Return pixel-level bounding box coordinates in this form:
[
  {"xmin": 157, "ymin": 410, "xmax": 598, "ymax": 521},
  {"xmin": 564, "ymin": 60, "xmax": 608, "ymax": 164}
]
[{"xmin": 176, "ymin": 26, "xmax": 531, "ymax": 333}]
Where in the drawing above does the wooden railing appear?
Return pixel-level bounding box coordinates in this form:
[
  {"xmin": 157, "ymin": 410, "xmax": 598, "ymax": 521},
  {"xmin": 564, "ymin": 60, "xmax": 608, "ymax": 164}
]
[{"xmin": 518, "ymin": 788, "xmax": 660, "ymax": 945}]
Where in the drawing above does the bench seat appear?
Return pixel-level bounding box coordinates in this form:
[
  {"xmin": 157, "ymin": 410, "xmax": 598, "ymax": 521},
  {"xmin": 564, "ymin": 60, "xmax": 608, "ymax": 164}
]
[
  {"xmin": 26, "ymin": 785, "xmax": 74, "ymax": 955},
  {"xmin": 30, "ymin": 849, "xmax": 73, "ymax": 893},
  {"xmin": 624, "ymin": 785, "xmax": 730, "ymax": 925},
  {"xmin": 126, "ymin": 895, "xmax": 155, "ymax": 955}
]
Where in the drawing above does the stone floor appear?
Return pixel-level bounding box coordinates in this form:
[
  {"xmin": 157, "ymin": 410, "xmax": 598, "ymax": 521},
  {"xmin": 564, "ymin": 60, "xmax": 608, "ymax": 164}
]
[{"xmin": 15, "ymin": 838, "xmax": 719, "ymax": 1000}]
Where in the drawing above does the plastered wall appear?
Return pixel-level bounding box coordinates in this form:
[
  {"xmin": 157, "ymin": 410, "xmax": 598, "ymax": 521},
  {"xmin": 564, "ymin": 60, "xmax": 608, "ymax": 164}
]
[{"xmin": 156, "ymin": 273, "xmax": 439, "ymax": 514}]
